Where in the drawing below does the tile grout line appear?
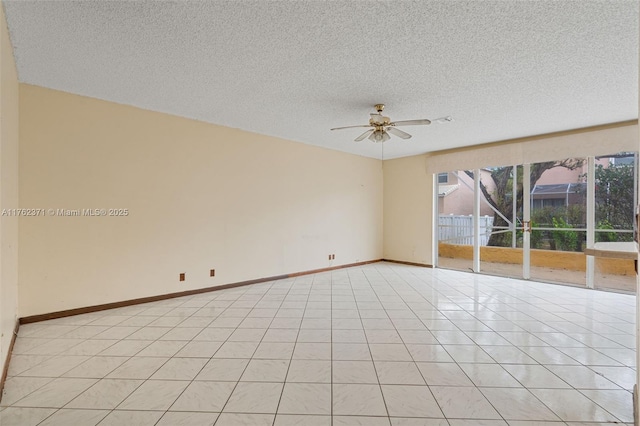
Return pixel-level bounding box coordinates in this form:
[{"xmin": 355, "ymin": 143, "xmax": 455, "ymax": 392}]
[
  {"xmin": 9, "ymin": 300, "xmax": 203, "ymax": 426},
  {"xmin": 350, "ymin": 266, "xmax": 392, "ymax": 420},
  {"xmin": 370, "ymin": 263, "xmax": 453, "ymax": 421},
  {"xmin": 207, "ymin": 280, "xmax": 285, "ymax": 425},
  {"xmin": 396, "ymin": 263, "xmax": 633, "ymax": 423},
  {"xmin": 117, "ymin": 288, "xmax": 244, "ymax": 425},
  {"xmin": 270, "ymin": 275, "xmax": 310, "ymax": 426},
  {"xmin": 97, "ymin": 287, "xmax": 248, "ymax": 424},
  {"xmin": 378, "ymin": 262, "xmax": 541, "ymax": 423},
  {"xmin": 2, "ymin": 263, "xmax": 636, "ymax": 425},
  {"xmin": 330, "ymin": 270, "xmax": 333, "ymax": 426}
]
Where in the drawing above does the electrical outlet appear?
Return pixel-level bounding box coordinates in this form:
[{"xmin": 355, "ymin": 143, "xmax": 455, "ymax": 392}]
[
  {"xmin": 210, "ymin": 269, "xmax": 215, "ymax": 277},
  {"xmin": 179, "ymin": 273, "xmax": 185, "ymax": 282}
]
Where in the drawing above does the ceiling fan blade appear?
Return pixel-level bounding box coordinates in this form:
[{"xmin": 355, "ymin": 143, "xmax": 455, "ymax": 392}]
[
  {"xmin": 330, "ymin": 124, "xmax": 372, "ymax": 131},
  {"xmin": 390, "ymin": 118, "xmax": 432, "ymax": 126},
  {"xmin": 354, "ymin": 129, "xmax": 374, "ymax": 142},
  {"xmin": 387, "ymin": 127, "xmax": 412, "ymax": 139},
  {"xmin": 434, "ymin": 116, "xmax": 454, "ymax": 123}
]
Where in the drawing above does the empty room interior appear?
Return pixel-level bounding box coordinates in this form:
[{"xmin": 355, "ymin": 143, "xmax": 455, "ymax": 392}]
[{"xmin": 0, "ymin": 1, "xmax": 639, "ymax": 425}]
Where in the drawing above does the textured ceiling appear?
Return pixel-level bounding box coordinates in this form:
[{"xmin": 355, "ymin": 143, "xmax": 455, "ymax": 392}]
[{"xmin": 3, "ymin": 0, "xmax": 639, "ymax": 159}]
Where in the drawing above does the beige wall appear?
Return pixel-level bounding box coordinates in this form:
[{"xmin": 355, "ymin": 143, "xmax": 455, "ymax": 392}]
[
  {"xmin": 18, "ymin": 85, "xmax": 383, "ymax": 317},
  {"xmin": 384, "ymin": 123, "xmax": 638, "ymax": 266},
  {"xmin": 425, "ymin": 123, "xmax": 637, "ymax": 173},
  {"xmin": 383, "ymin": 155, "xmax": 432, "ymax": 264},
  {"xmin": 0, "ymin": 3, "xmax": 19, "ymax": 376}
]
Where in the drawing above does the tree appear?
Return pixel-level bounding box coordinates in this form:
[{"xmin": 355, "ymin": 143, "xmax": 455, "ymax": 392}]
[
  {"xmin": 593, "ymin": 159, "xmax": 635, "ymax": 242},
  {"xmin": 465, "ymin": 159, "xmax": 584, "ymax": 247}
]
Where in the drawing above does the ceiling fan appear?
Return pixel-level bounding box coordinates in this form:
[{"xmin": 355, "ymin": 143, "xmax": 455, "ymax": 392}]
[{"xmin": 330, "ymin": 104, "xmax": 452, "ymax": 142}]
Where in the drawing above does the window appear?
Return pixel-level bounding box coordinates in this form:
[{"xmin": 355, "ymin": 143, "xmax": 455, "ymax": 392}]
[
  {"xmin": 438, "ymin": 173, "xmax": 448, "ymax": 184},
  {"xmin": 611, "ymin": 153, "xmax": 635, "ymax": 166},
  {"xmin": 532, "ymin": 198, "xmax": 566, "ymax": 210}
]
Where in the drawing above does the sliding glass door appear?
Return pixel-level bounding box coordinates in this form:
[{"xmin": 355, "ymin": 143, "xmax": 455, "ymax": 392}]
[
  {"xmin": 436, "ymin": 167, "xmax": 523, "ymax": 278},
  {"xmin": 528, "ymin": 157, "xmax": 587, "ymax": 287},
  {"xmin": 434, "ymin": 152, "xmax": 638, "ymax": 293},
  {"xmin": 436, "ymin": 171, "xmax": 474, "ymax": 273},
  {"xmin": 591, "ymin": 153, "xmax": 637, "ymax": 292},
  {"xmin": 477, "ymin": 166, "xmax": 524, "ymax": 279}
]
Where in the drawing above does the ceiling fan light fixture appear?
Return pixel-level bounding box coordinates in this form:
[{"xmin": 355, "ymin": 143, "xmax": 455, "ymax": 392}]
[{"xmin": 369, "ymin": 130, "xmax": 390, "ymax": 143}]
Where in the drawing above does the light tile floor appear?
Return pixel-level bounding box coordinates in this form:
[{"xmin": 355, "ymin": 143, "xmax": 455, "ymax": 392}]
[{"xmin": 1, "ymin": 262, "xmax": 636, "ymax": 425}]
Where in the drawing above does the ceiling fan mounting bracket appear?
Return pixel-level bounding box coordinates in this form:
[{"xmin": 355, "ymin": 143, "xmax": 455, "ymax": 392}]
[{"xmin": 374, "ymin": 104, "xmax": 385, "ymax": 113}]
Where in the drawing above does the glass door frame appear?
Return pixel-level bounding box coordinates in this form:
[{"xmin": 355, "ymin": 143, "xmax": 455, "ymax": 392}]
[
  {"xmin": 434, "ymin": 167, "xmax": 523, "ymax": 276},
  {"xmin": 434, "ymin": 154, "xmax": 637, "ymax": 289}
]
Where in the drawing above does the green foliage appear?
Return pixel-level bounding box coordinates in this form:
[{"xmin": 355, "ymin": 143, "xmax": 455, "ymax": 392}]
[
  {"xmin": 566, "ymin": 204, "xmax": 586, "ymax": 227},
  {"xmin": 529, "ymin": 206, "xmax": 585, "ymax": 251},
  {"xmin": 595, "ymin": 220, "xmax": 618, "ymax": 243},
  {"xmin": 470, "ymin": 158, "xmax": 584, "ymax": 247},
  {"xmin": 473, "ymin": 155, "xmax": 635, "ymax": 248},
  {"xmin": 594, "ymin": 162, "xmax": 635, "ymax": 234},
  {"xmin": 529, "ymin": 220, "xmax": 544, "ymax": 249},
  {"xmin": 531, "ymin": 206, "xmax": 563, "ymax": 227},
  {"xmin": 551, "ymin": 217, "xmax": 578, "ymax": 252}
]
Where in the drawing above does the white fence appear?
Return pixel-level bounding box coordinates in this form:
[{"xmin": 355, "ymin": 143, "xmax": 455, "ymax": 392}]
[{"xmin": 439, "ymin": 215, "xmax": 494, "ymax": 246}]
